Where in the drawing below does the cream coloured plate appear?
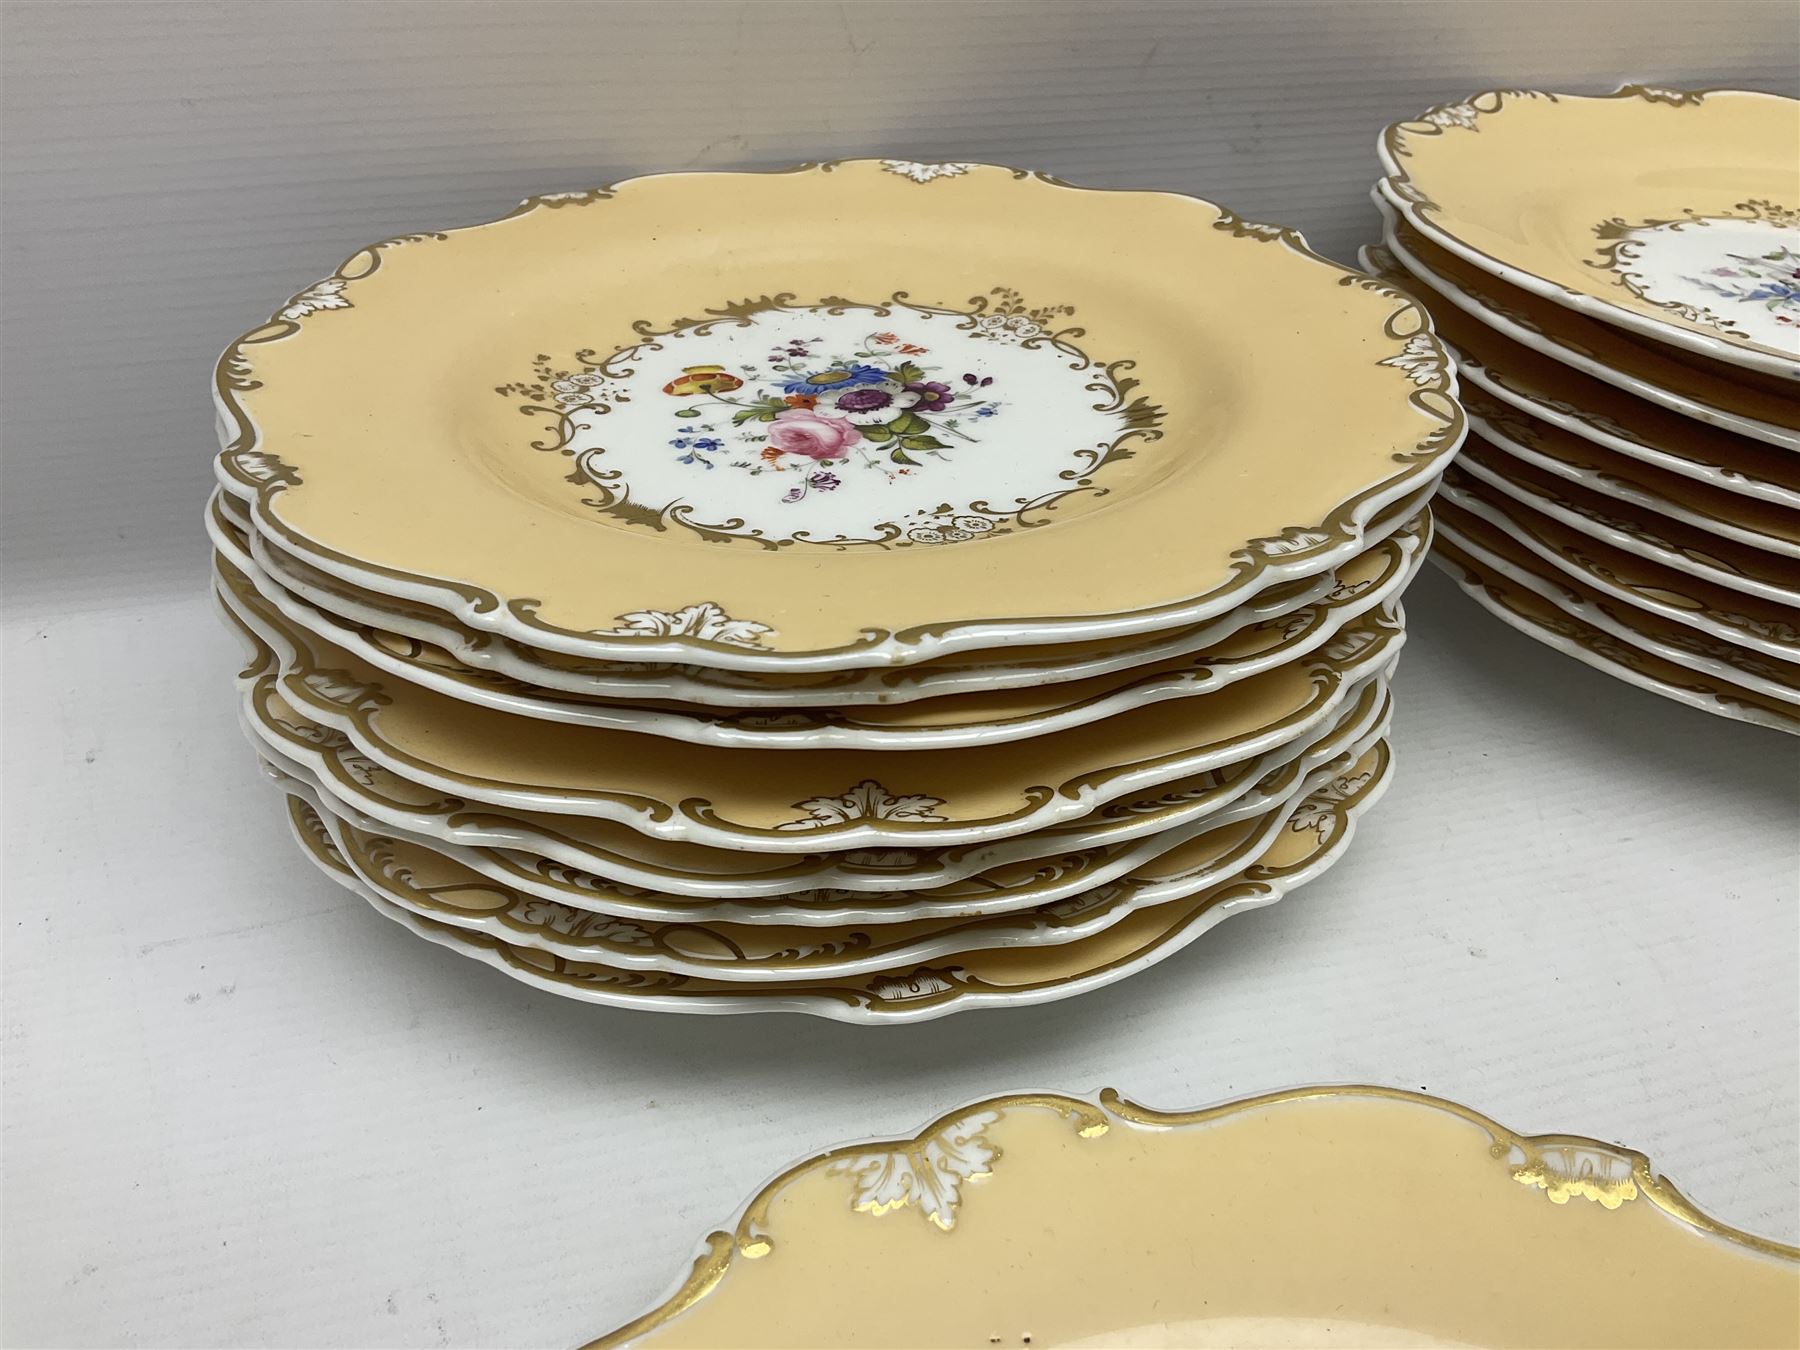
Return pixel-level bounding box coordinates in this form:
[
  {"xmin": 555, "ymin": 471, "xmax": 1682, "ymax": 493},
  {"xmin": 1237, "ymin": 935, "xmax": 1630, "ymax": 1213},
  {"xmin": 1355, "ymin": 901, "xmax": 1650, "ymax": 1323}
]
[
  {"xmin": 211, "ymin": 508, "xmax": 1428, "ymax": 748},
  {"xmin": 1379, "ymin": 86, "xmax": 1800, "ymax": 378},
  {"xmin": 275, "ymin": 724, "xmax": 1378, "ymax": 981},
  {"xmin": 237, "ymin": 632, "xmax": 1392, "ymax": 908},
  {"xmin": 1455, "ymin": 435, "xmax": 1800, "ymax": 606},
  {"xmin": 1378, "ymin": 203, "xmax": 1800, "ymax": 448},
  {"xmin": 1360, "ymin": 245, "xmax": 1800, "ymax": 509},
  {"xmin": 258, "ymin": 671, "xmax": 1387, "ymax": 931},
  {"xmin": 589, "ymin": 1086, "xmax": 1799, "ymax": 1347},
  {"xmin": 214, "ymin": 159, "xmax": 1461, "ymax": 671},
  {"xmin": 280, "ymin": 740, "xmax": 1392, "ymax": 1022},
  {"xmin": 214, "ymin": 486, "xmax": 1363, "ymax": 710},
  {"xmin": 218, "ymin": 569, "xmax": 1405, "ymax": 853},
  {"xmin": 1431, "ymin": 534, "xmax": 1800, "ymax": 734},
  {"xmin": 1437, "ymin": 477, "xmax": 1800, "ymax": 662},
  {"xmin": 1454, "ymin": 389, "xmax": 1800, "ymax": 561},
  {"xmin": 1436, "ymin": 499, "xmax": 1800, "ymax": 707}
]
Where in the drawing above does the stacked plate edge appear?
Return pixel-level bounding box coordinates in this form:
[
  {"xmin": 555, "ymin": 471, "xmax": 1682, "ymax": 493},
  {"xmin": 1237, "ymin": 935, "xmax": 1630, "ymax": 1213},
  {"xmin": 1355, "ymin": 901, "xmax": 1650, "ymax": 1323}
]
[
  {"xmin": 1369, "ymin": 85, "xmax": 1800, "ymax": 734},
  {"xmin": 210, "ymin": 159, "xmax": 1466, "ymax": 1020}
]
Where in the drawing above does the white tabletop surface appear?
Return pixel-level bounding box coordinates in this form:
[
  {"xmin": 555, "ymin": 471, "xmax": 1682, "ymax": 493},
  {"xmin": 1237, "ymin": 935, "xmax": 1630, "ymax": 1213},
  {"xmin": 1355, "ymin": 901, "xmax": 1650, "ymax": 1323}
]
[
  {"xmin": 4, "ymin": 2, "xmax": 1798, "ymax": 1345},
  {"xmin": 3, "ymin": 565, "xmax": 1796, "ymax": 1348}
]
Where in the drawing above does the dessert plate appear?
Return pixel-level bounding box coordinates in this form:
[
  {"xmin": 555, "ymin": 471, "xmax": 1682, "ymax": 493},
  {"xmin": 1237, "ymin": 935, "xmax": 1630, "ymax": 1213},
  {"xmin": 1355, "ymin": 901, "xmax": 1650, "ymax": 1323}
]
[
  {"xmin": 1431, "ymin": 536, "xmax": 1800, "ymax": 734},
  {"xmin": 588, "ymin": 1086, "xmax": 1800, "ymax": 1348},
  {"xmin": 1455, "ymin": 437, "xmax": 1800, "ymax": 606},
  {"xmin": 219, "ymin": 569, "xmax": 1406, "ymax": 852},
  {"xmin": 214, "ymin": 159, "xmax": 1461, "ymax": 672},
  {"xmin": 1438, "ymin": 477, "xmax": 1800, "ymax": 661},
  {"xmin": 280, "ymin": 740, "xmax": 1392, "ymax": 1022},
  {"xmin": 262, "ymin": 677, "xmax": 1385, "ymax": 933},
  {"xmin": 278, "ymin": 732, "xmax": 1375, "ymax": 981},
  {"xmin": 211, "ymin": 511, "xmax": 1428, "ymax": 748},
  {"xmin": 1379, "ymin": 85, "xmax": 1800, "ymax": 379},
  {"xmin": 239, "ymin": 638, "xmax": 1392, "ymax": 908},
  {"xmin": 1455, "ymin": 390, "xmax": 1800, "ymax": 561},
  {"xmin": 1378, "ymin": 204, "xmax": 1800, "ymax": 448},
  {"xmin": 1435, "ymin": 502, "xmax": 1800, "ymax": 706},
  {"xmin": 215, "ymin": 487, "xmax": 1365, "ymax": 710},
  {"xmin": 243, "ymin": 672, "xmax": 1390, "ymax": 908},
  {"xmin": 216, "ymin": 485, "xmax": 1431, "ymax": 708},
  {"xmin": 1363, "ymin": 246, "xmax": 1800, "ymax": 509}
]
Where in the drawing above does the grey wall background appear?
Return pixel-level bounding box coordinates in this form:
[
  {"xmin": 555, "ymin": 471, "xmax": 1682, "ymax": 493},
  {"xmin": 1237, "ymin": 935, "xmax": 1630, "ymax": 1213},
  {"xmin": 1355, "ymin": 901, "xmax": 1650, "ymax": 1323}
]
[{"xmin": 3, "ymin": 0, "xmax": 1797, "ymax": 614}]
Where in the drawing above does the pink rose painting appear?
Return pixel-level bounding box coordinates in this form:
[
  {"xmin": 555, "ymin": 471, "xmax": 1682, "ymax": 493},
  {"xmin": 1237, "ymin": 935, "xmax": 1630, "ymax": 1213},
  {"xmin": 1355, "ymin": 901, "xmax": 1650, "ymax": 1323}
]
[
  {"xmin": 577, "ymin": 320, "xmax": 1007, "ymax": 505},
  {"xmin": 765, "ymin": 407, "xmax": 862, "ymax": 461}
]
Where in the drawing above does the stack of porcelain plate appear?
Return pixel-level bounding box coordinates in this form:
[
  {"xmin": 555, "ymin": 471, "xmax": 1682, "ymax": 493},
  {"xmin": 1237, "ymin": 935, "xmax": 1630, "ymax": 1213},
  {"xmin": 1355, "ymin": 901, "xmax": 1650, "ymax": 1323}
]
[
  {"xmin": 210, "ymin": 160, "xmax": 1463, "ymax": 1022},
  {"xmin": 1368, "ymin": 85, "xmax": 1800, "ymax": 734}
]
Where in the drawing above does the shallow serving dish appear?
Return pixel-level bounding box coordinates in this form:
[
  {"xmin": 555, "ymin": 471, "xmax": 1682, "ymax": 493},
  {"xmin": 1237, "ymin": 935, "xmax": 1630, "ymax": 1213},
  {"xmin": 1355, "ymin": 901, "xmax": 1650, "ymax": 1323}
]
[
  {"xmin": 588, "ymin": 1085, "xmax": 1799, "ymax": 1346},
  {"xmin": 214, "ymin": 159, "xmax": 1460, "ymax": 672},
  {"xmin": 1379, "ymin": 85, "xmax": 1800, "ymax": 379}
]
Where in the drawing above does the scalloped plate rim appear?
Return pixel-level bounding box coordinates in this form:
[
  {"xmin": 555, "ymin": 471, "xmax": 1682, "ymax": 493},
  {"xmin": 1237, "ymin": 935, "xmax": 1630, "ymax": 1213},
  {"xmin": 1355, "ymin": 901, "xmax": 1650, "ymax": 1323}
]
[{"xmin": 1376, "ymin": 84, "xmax": 1800, "ymax": 380}]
